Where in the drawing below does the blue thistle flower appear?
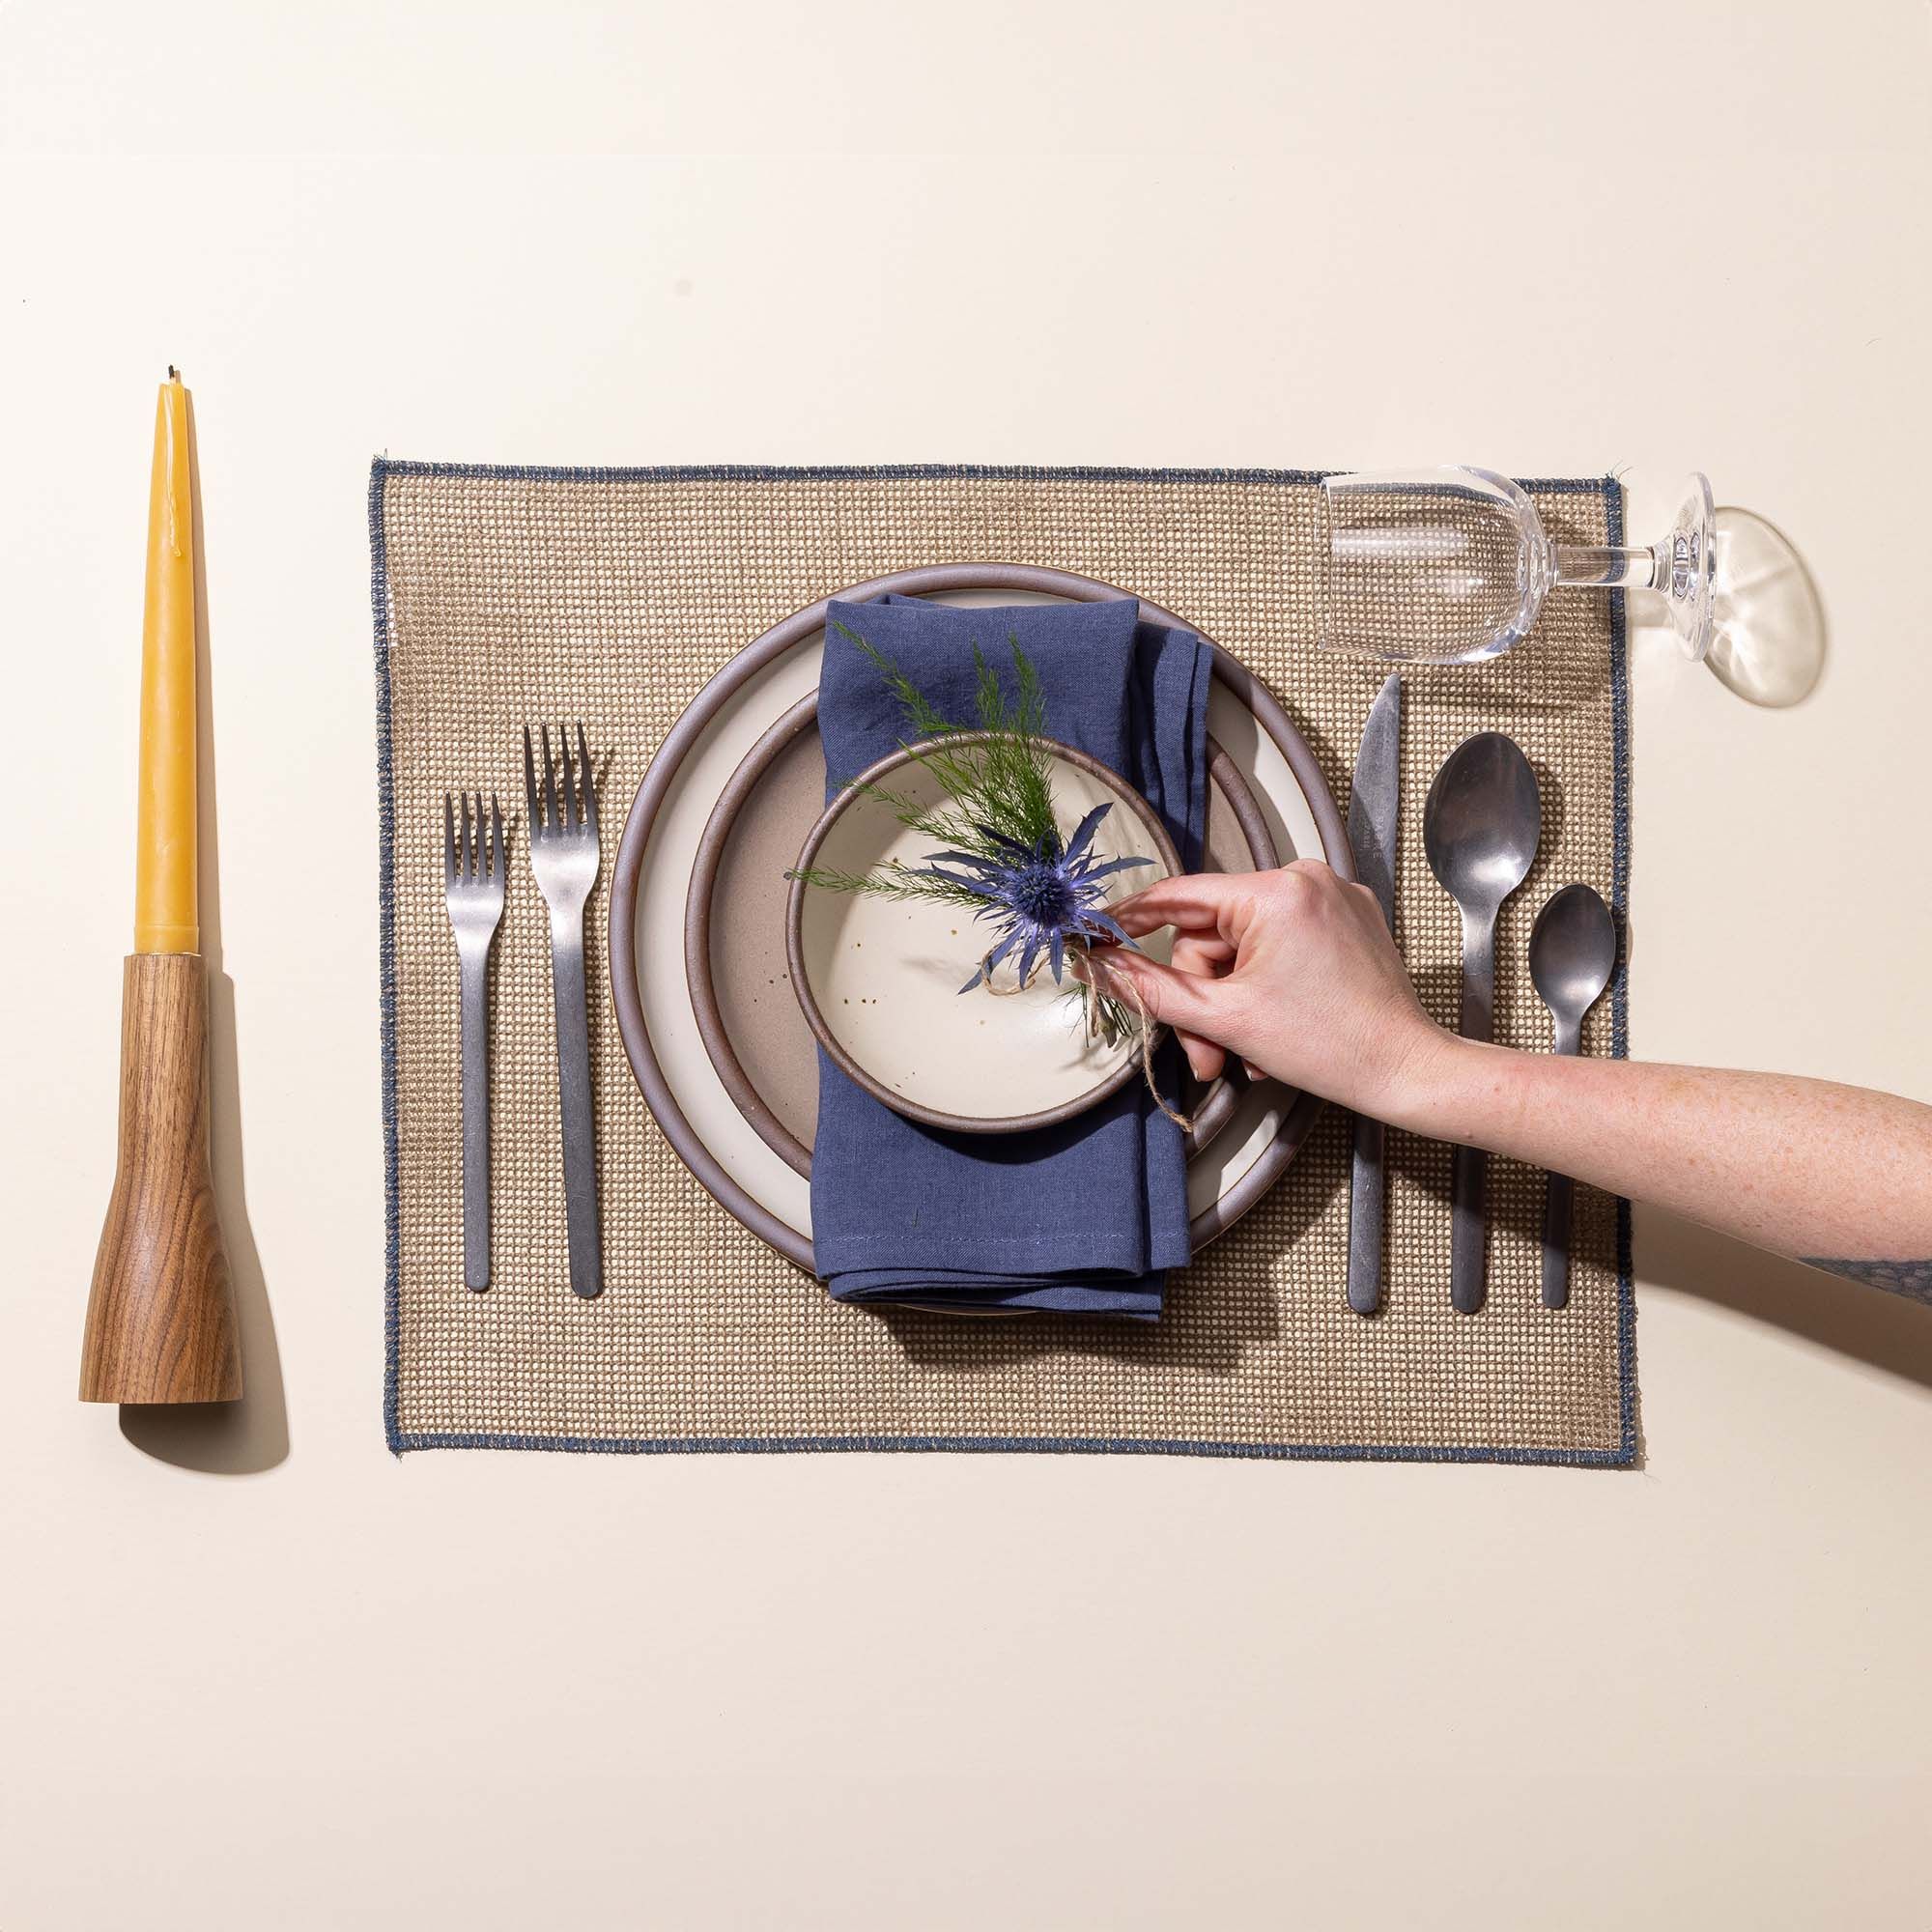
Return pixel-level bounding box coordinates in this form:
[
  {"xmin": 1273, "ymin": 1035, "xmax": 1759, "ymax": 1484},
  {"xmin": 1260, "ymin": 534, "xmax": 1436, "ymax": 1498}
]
[{"xmin": 914, "ymin": 801, "xmax": 1153, "ymax": 993}]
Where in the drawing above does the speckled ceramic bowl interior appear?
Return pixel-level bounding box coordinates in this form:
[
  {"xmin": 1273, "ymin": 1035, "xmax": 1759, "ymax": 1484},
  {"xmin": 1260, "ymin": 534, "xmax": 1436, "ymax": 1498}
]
[{"xmin": 786, "ymin": 736, "xmax": 1179, "ymax": 1133}]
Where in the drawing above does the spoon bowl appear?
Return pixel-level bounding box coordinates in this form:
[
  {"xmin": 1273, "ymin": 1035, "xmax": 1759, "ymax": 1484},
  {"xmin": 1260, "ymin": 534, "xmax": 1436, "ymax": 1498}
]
[
  {"xmin": 1529, "ymin": 883, "xmax": 1617, "ymax": 1037},
  {"xmin": 1423, "ymin": 732, "xmax": 1542, "ymax": 912}
]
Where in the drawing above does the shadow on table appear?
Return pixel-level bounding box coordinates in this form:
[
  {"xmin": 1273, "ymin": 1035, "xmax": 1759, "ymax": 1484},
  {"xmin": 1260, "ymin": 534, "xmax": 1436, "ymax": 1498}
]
[
  {"xmin": 120, "ymin": 406, "xmax": 289, "ymax": 1475},
  {"xmin": 1704, "ymin": 505, "xmax": 1829, "ymax": 707},
  {"xmin": 881, "ymin": 1102, "xmax": 1347, "ymax": 1377},
  {"xmin": 1638, "ymin": 1207, "xmax": 1932, "ymax": 1391}
]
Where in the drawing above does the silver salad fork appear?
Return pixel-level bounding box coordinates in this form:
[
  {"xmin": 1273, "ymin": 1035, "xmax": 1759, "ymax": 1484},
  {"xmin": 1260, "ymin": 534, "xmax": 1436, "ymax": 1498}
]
[
  {"xmin": 442, "ymin": 790, "xmax": 506, "ymax": 1292},
  {"xmin": 524, "ymin": 723, "xmax": 604, "ymax": 1299}
]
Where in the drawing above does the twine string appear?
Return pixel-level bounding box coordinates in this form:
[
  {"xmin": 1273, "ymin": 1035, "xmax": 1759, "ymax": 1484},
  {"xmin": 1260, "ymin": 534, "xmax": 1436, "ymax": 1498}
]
[{"xmin": 974, "ymin": 941, "xmax": 1193, "ymax": 1133}]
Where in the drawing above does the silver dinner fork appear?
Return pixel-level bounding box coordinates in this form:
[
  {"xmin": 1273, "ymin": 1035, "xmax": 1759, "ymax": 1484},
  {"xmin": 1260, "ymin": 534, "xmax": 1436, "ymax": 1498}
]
[
  {"xmin": 442, "ymin": 790, "xmax": 506, "ymax": 1292},
  {"xmin": 524, "ymin": 723, "xmax": 604, "ymax": 1299}
]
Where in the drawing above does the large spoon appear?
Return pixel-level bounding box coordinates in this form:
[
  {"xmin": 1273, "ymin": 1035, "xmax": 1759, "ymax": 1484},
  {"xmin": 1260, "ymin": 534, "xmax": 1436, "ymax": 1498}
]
[
  {"xmin": 1528, "ymin": 883, "xmax": 1617, "ymax": 1309},
  {"xmin": 1424, "ymin": 733, "xmax": 1541, "ymax": 1315}
]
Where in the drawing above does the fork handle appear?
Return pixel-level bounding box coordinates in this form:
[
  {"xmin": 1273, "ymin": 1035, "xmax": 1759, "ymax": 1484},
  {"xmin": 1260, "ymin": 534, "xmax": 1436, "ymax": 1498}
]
[
  {"xmin": 459, "ymin": 947, "xmax": 492, "ymax": 1292},
  {"xmin": 548, "ymin": 908, "xmax": 604, "ymax": 1299}
]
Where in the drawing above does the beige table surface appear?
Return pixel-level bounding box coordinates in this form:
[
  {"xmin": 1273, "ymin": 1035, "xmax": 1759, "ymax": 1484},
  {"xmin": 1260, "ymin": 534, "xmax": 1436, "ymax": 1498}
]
[{"xmin": 4, "ymin": 3, "xmax": 1930, "ymax": 1925}]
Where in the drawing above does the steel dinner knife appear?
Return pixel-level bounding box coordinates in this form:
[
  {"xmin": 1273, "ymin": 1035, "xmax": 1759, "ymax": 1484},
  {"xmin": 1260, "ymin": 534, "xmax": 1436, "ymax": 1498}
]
[{"xmin": 1345, "ymin": 675, "xmax": 1402, "ymax": 1315}]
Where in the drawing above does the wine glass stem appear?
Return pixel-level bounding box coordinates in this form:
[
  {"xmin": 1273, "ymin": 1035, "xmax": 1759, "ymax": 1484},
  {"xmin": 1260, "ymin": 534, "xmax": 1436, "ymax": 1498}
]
[{"xmin": 1553, "ymin": 543, "xmax": 1656, "ymax": 589}]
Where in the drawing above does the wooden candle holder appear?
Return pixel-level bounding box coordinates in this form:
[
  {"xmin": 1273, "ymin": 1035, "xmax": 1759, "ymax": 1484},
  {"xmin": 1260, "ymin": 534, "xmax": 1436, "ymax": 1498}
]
[{"xmin": 81, "ymin": 953, "xmax": 241, "ymax": 1404}]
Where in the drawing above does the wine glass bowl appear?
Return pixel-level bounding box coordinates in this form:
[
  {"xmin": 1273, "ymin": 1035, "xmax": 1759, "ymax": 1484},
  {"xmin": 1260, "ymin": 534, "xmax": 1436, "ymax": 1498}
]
[
  {"xmin": 1317, "ymin": 466, "xmax": 1815, "ymax": 678},
  {"xmin": 1319, "ymin": 468, "xmax": 1548, "ymax": 666}
]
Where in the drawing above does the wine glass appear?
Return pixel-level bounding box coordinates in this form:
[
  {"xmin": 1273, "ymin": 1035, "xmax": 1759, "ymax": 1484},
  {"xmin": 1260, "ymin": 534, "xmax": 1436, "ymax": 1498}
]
[{"xmin": 1318, "ymin": 467, "xmax": 1819, "ymax": 679}]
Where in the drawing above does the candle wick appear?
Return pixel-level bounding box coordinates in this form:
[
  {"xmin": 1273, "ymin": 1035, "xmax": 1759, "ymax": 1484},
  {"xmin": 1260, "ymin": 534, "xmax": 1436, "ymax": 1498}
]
[{"xmin": 167, "ymin": 364, "xmax": 180, "ymax": 381}]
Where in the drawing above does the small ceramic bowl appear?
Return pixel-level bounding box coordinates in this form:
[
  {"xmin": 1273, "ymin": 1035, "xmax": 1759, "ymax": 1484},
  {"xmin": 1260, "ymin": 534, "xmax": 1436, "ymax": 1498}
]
[{"xmin": 785, "ymin": 735, "xmax": 1179, "ymax": 1134}]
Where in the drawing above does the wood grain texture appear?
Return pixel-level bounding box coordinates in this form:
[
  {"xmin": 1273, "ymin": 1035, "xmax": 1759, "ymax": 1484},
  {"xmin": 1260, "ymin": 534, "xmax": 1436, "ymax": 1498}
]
[{"xmin": 81, "ymin": 953, "xmax": 241, "ymax": 1404}]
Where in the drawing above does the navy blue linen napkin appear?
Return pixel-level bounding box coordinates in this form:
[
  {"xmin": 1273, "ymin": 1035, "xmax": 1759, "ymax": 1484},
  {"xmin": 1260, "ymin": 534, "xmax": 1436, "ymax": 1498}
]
[{"xmin": 809, "ymin": 594, "xmax": 1210, "ymax": 1317}]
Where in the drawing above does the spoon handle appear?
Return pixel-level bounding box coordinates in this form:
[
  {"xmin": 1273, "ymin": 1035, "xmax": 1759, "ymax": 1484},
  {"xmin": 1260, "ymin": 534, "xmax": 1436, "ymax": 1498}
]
[
  {"xmin": 1540, "ymin": 1013, "xmax": 1583, "ymax": 1308},
  {"xmin": 1541, "ymin": 1174, "xmax": 1575, "ymax": 1308},
  {"xmin": 1450, "ymin": 1150, "xmax": 1487, "ymax": 1314},
  {"xmin": 1348, "ymin": 1110, "xmax": 1385, "ymax": 1314},
  {"xmin": 1450, "ymin": 910, "xmax": 1496, "ymax": 1314},
  {"xmin": 1458, "ymin": 910, "xmax": 1496, "ymax": 1050}
]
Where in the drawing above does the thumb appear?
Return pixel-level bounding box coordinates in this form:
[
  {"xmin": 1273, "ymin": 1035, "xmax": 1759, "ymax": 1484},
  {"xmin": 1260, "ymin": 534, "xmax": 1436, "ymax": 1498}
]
[{"xmin": 1087, "ymin": 947, "xmax": 1249, "ymax": 1050}]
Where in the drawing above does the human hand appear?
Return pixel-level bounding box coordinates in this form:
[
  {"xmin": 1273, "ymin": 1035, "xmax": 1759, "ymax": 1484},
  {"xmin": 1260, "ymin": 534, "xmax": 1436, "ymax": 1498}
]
[{"xmin": 1086, "ymin": 862, "xmax": 1450, "ymax": 1114}]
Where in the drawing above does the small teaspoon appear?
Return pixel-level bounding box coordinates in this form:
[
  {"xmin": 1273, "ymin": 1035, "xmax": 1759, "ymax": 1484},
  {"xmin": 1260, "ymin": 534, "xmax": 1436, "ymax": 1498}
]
[{"xmin": 1528, "ymin": 884, "xmax": 1617, "ymax": 1309}]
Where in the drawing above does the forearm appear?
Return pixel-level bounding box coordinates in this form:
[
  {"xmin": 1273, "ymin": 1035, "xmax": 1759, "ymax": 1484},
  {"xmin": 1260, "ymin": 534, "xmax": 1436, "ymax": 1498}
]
[
  {"xmin": 1097, "ymin": 865, "xmax": 1932, "ymax": 1295},
  {"xmin": 1399, "ymin": 1038, "xmax": 1932, "ymax": 1275}
]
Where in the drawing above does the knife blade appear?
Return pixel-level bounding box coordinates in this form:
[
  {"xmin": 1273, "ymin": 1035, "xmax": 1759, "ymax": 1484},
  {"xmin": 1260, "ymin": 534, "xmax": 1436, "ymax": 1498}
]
[{"xmin": 1345, "ymin": 674, "xmax": 1402, "ymax": 1315}]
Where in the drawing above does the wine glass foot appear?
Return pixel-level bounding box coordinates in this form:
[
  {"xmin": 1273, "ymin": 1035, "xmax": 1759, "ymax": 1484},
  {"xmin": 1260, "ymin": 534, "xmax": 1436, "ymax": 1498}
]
[
  {"xmin": 1657, "ymin": 473, "xmax": 1718, "ymax": 662},
  {"xmin": 1705, "ymin": 506, "xmax": 1827, "ymax": 707}
]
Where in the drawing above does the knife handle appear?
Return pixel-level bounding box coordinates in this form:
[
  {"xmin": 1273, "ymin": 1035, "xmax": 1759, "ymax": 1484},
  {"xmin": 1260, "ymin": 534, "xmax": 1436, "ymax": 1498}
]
[{"xmin": 1347, "ymin": 1112, "xmax": 1385, "ymax": 1315}]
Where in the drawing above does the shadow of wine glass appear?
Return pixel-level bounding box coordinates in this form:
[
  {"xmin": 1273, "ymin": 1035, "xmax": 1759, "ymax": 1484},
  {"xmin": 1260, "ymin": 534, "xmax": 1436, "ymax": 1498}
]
[
  {"xmin": 1705, "ymin": 505, "xmax": 1828, "ymax": 707},
  {"xmin": 119, "ymin": 393, "xmax": 288, "ymax": 1475}
]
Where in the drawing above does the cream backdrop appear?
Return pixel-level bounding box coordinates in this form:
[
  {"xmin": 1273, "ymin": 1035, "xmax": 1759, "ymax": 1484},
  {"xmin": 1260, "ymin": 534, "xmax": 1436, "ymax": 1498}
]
[{"xmin": 3, "ymin": 2, "xmax": 1930, "ymax": 1926}]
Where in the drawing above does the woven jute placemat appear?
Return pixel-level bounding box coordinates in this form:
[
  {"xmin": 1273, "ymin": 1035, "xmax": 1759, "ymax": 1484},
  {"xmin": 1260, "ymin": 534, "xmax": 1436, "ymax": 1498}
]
[{"xmin": 371, "ymin": 462, "xmax": 1634, "ymax": 1463}]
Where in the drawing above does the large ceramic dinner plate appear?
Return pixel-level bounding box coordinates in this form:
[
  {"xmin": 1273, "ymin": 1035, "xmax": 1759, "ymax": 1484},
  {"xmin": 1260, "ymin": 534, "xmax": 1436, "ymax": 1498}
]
[{"xmin": 609, "ymin": 564, "xmax": 1351, "ymax": 1271}]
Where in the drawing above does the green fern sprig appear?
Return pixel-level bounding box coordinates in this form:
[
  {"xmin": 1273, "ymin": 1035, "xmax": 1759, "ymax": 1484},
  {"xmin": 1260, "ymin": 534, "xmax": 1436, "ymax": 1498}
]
[
  {"xmin": 785, "ymin": 862, "xmax": 990, "ymax": 910},
  {"xmin": 829, "ymin": 622, "xmax": 1056, "ymax": 861}
]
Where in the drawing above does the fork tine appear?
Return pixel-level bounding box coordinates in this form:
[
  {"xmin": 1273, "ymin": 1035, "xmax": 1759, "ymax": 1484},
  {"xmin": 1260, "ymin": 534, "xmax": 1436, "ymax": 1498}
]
[
  {"xmin": 466, "ymin": 790, "xmax": 480, "ymax": 880},
  {"xmin": 473, "ymin": 791, "xmax": 490, "ymax": 879},
  {"xmin": 491, "ymin": 794, "xmax": 505, "ymax": 882},
  {"xmin": 558, "ymin": 721, "xmax": 579, "ymax": 832},
  {"xmin": 443, "ymin": 791, "xmax": 456, "ymax": 886},
  {"xmin": 577, "ymin": 723, "xmax": 597, "ymax": 835},
  {"xmin": 523, "ymin": 725, "xmax": 541, "ymax": 838},
  {"xmin": 540, "ymin": 724, "xmax": 561, "ymax": 833}
]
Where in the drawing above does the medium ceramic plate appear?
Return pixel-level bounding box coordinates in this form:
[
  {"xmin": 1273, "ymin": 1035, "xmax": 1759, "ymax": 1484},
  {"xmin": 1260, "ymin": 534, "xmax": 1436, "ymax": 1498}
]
[
  {"xmin": 788, "ymin": 734, "xmax": 1180, "ymax": 1133},
  {"xmin": 608, "ymin": 564, "xmax": 1352, "ymax": 1271},
  {"xmin": 687, "ymin": 706, "xmax": 1274, "ymax": 1176}
]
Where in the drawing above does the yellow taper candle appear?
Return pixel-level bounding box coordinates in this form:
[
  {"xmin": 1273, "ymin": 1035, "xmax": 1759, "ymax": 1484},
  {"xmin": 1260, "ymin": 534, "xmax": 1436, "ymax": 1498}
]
[
  {"xmin": 83, "ymin": 367, "xmax": 238, "ymax": 1405},
  {"xmin": 134, "ymin": 369, "xmax": 199, "ymax": 954}
]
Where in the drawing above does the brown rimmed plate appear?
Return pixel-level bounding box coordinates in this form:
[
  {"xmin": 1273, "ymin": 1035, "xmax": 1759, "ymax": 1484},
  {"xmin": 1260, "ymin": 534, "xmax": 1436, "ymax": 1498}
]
[
  {"xmin": 690, "ymin": 702, "xmax": 1277, "ymax": 1173},
  {"xmin": 608, "ymin": 564, "xmax": 1352, "ymax": 1273},
  {"xmin": 787, "ymin": 733, "xmax": 1182, "ymax": 1135}
]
